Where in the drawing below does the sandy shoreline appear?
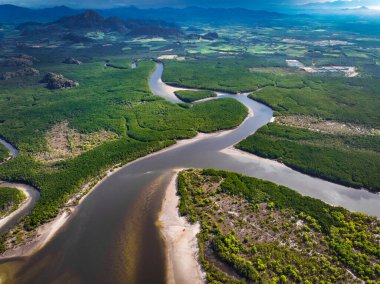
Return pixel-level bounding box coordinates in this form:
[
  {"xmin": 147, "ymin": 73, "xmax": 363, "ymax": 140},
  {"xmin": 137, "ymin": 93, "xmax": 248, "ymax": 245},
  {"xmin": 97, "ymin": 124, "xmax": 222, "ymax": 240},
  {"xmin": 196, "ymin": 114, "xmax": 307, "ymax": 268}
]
[
  {"xmin": 220, "ymin": 146, "xmax": 289, "ymax": 169},
  {"xmin": 158, "ymin": 169, "xmax": 204, "ymax": 284},
  {"xmin": 0, "ymin": 129, "xmax": 236, "ymax": 260},
  {"xmin": 0, "ymin": 183, "xmax": 34, "ymax": 230}
]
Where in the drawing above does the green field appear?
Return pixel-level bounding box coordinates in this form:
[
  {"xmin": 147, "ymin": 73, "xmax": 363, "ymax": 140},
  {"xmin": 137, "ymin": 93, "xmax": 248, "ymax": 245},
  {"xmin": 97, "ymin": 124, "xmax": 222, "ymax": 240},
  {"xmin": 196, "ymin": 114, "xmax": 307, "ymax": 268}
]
[
  {"xmin": 0, "ymin": 187, "xmax": 26, "ymax": 218},
  {"xmin": 174, "ymin": 90, "xmax": 217, "ymax": 102},
  {"xmin": 178, "ymin": 169, "xmax": 380, "ymax": 283},
  {"xmin": 237, "ymin": 124, "xmax": 380, "ymax": 191}
]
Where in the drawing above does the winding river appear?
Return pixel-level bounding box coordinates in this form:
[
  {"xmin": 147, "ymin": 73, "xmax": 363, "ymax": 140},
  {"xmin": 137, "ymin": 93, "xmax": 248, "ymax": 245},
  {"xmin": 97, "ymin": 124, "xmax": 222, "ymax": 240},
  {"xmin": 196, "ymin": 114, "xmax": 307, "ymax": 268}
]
[
  {"xmin": 0, "ymin": 63, "xmax": 379, "ymax": 283},
  {"xmin": 0, "ymin": 139, "xmax": 40, "ymax": 236}
]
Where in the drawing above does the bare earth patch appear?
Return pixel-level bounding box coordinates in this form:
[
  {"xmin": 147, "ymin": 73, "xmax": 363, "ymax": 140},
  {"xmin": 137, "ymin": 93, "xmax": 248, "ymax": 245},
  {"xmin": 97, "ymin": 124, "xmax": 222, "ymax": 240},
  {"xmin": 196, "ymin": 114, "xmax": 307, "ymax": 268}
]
[
  {"xmin": 275, "ymin": 115, "xmax": 380, "ymax": 135},
  {"xmin": 249, "ymin": 67, "xmax": 302, "ymax": 75},
  {"xmin": 35, "ymin": 121, "xmax": 118, "ymax": 163}
]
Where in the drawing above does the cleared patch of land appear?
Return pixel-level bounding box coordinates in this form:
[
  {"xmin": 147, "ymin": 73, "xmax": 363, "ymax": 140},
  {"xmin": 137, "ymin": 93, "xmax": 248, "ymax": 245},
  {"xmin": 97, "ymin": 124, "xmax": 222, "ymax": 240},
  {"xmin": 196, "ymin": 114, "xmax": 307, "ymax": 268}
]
[
  {"xmin": 35, "ymin": 121, "xmax": 118, "ymax": 164},
  {"xmin": 178, "ymin": 169, "xmax": 380, "ymax": 283},
  {"xmin": 275, "ymin": 115, "xmax": 380, "ymax": 136}
]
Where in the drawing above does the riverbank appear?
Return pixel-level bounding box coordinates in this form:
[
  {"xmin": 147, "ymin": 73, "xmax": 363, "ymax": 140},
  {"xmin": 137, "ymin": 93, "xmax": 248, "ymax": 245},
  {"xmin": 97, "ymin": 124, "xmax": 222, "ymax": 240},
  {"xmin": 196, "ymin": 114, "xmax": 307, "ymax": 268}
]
[
  {"xmin": 175, "ymin": 169, "xmax": 380, "ymax": 283},
  {"xmin": 0, "ymin": 138, "xmax": 18, "ymax": 159},
  {"xmin": 0, "ymin": 183, "xmax": 33, "ymax": 230},
  {"xmin": 0, "ymin": 129, "xmax": 236, "ymax": 260},
  {"xmin": 158, "ymin": 169, "xmax": 204, "ymax": 284}
]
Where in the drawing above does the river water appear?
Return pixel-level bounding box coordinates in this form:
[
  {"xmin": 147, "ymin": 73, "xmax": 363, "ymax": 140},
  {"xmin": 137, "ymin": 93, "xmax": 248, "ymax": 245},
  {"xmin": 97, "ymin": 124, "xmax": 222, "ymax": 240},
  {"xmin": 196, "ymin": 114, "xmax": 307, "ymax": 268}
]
[
  {"xmin": 0, "ymin": 63, "xmax": 379, "ymax": 283},
  {"xmin": 0, "ymin": 139, "xmax": 40, "ymax": 236},
  {"xmin": 0, "ymin": 137, "xmax": 18, "ymax": 159}
]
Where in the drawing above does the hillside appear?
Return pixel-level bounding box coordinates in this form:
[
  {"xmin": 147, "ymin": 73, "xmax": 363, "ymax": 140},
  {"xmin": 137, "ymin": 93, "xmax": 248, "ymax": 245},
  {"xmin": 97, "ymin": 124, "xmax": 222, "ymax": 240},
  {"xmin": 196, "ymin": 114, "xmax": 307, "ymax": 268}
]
[{"xmin": 16, "ymin": 10, "xmax": 182, "ymax": 38}]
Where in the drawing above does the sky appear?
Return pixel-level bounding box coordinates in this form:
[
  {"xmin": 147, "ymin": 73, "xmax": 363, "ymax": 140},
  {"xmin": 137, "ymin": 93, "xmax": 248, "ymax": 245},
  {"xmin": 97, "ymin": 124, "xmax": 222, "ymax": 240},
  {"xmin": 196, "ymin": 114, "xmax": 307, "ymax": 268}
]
[{"xmin": 1, "ymin": 0, "xmax": 380, "ymax": 10}]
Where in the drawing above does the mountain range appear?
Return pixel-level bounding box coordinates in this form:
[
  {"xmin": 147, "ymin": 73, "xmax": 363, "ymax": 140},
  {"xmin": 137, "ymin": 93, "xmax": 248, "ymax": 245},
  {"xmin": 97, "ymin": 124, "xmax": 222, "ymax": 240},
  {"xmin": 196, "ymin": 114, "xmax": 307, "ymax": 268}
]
[
  {"xmin": 0, "ymin": 4, "xmax": 288, "ymax": 25},
  {"xmin": 15, "ymin": 10, "xmax": 182, "ymax": 39}
]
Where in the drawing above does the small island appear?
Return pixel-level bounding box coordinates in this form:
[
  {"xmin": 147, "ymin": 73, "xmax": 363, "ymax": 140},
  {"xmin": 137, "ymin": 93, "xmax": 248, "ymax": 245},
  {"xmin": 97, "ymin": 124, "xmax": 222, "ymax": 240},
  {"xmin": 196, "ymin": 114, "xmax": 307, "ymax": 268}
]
[
  {"xmin": 175, "ymin": 169, "xmax": 380, "ymax": 283},
  {"xmin": 174, "ymin": 90, "xmax": 217, "ymax": 103}
]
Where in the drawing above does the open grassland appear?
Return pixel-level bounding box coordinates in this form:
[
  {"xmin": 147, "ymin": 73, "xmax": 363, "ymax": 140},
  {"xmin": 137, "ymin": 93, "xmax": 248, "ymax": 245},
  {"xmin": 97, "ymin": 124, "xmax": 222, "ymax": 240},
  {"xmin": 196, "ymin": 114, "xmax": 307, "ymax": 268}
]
[
  {"xmin": 174, "ymin": 90, "xmax": 216, "ymax": 103},
  {"xmin": 0, "ymin": 55, "xmax": 247, "ymax": 246},
  {"xmin": 0, "ymin": 187, "xmax": 26, "ymax": 218},
  {"xmin": 178, "ymin": 169, "xmax": 380, "ymax": 283},
  {"xmin": 0, "ymin": 144, "xmax": 10, "ymax": 163},
  {"xmin": 237, "ymin": 124, "xmax": 380, "ymax": 192}
]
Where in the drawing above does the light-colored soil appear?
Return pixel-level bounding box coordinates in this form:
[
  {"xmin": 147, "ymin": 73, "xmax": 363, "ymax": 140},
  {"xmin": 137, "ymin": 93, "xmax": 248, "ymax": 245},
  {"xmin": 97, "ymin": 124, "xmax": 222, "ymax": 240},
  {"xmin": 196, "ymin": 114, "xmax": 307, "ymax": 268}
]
[
  {"xmin": 275, "ymin": 115, "xmax": 380, "ymax": 135},
  {"xmin": 249, "ymin": 67, "xmax": 302, "ymax": 75},
  {"xmin": 35, "ymin": 121, "xmax": 118, "ymax": 163},
  {"xmin": 158, "ymin": 169, "xmax": 205, "ymax": 284}
]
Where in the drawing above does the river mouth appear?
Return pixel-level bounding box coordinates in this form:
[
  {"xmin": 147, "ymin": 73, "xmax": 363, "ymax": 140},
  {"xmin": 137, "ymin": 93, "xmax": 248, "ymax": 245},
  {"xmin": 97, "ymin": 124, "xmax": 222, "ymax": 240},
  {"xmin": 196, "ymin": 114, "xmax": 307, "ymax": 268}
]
[{"xmin": 0, "ymin": 63, "xmax": 379, "ymax": 283}]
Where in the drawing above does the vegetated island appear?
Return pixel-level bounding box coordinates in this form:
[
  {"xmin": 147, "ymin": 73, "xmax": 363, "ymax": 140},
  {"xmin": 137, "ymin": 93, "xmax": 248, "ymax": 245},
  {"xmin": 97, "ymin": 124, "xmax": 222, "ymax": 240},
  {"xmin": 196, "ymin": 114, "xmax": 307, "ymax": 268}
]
[
  {"xmin": 174, "ymin": 90, "xmax": 217, "ymax": 103},
  {"xmin": 0, "ymin": 187, "xmax": 26, "ymax": 218},
  {"xmin": 175, "ymin": 169, "xmax": 380, "ymax": 283},
  {"xmin": 163, "ymin": 57, "xmax": 380, "ymax": 192}
]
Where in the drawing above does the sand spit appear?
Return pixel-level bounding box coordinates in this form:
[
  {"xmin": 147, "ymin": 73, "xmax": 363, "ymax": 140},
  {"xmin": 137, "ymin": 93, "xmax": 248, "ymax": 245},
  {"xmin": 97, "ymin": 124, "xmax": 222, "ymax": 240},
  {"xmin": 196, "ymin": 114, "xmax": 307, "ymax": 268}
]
[{"xmin": 158, "ymin": 169, "xmax": 205, "ymax": 284}]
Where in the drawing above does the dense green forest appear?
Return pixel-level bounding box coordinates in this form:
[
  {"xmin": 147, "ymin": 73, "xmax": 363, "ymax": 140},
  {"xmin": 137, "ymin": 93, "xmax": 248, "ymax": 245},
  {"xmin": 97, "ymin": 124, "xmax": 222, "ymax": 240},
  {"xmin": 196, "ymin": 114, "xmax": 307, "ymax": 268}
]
[
  {"xmin": 163, "ymin": 57, "xmax": 380, "ymax": 128},
  {"xmin": 0, "ymin": 187, "xmax": 26, "ymax": 218},
  {"xmin": 174, "ymin": 90, "xmax": 217, "ymax": 103},
  {"xmin": 237, "ymin": 124, "xmax": 380, "ymax": 191},
  {"xmin": 163, "ymin": 57, "xmax": 279, "ymax": 93},
  {"xmin": 178, "ymin": 169, "xmax": 380, "ymax": 283},
  {"xmin": 249, "ymin": 82, "xmax": 380, "ymax": 128},
  {"xmin": 0, "ymin": 58, "xmax": 247, "ymax": 242},
  {"xmin": 0, "ymin": 144, "xmax": 10, "ymax": 163}
]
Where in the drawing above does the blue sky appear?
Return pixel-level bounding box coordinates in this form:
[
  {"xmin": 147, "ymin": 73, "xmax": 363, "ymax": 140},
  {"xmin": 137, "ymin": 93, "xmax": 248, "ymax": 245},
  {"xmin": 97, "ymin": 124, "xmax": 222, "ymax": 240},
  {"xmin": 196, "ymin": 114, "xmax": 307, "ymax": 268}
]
[{"xmin": 1, "ymin": 0, "xmax": 379, "ymax": 10}]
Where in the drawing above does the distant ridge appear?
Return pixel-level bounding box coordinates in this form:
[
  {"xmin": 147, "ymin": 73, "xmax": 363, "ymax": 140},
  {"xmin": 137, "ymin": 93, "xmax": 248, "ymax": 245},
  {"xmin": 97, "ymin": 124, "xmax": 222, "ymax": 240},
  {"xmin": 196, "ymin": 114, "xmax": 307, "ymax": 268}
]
[
  {"xmin": 17, "ymin": 10, "xmax": 182, "ymax": 39},
  {"xmin": 0, "ymin": 4, "xmax": 80, "ymax": 23},
  {"xmin": 0, "ymin": 4, "xmax": 289, "ymax": 24},
  {"xmin": 100, "ymin": 6, "xmax": 288, "ymax": 24}
]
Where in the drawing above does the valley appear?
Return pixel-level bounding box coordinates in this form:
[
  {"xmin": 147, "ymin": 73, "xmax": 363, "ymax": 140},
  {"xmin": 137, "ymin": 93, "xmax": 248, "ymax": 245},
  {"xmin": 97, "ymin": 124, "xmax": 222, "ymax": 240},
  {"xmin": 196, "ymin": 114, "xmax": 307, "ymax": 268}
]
[{"xmin": 0, "ymin": 4, "xmax": 379, "ymax": 283}]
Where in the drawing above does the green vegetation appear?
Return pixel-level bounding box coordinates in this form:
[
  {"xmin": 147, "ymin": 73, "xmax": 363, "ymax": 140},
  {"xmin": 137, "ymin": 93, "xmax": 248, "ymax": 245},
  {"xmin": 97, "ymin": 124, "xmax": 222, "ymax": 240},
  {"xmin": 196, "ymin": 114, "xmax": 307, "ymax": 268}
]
[
  {"xmin": 0, "ymin": 144, "xmax": 10, "ymax": 163},
  {"xmin": 249, "ymin": 80, "xmax": 380, "ymax": 128},
  {"xmin": 178, "ymin": 169, "xmax": 380, "ymax": 283},
  {"xmin": 164, "ymin": 56, "xmax": 380, "ymax": 191},
  {"xmin": 0, "ymin": 187, "xmax": 26, "ymax": 218},
  {"xmin": 0, "ymin": 56, "xmax": 247, "ymax": 243},
  {"xmin": 164, "ymin": 58, "xmax": 380, "ymax": 128},
  {"xmin": 125, "ymin": 98, "xmax": 247, "ymax": 142},
  {"xmin": 163, "ymin": 57, "xmax": 280, "ymax": 93},
  {"xmin": 174, "ymin": 90, "xmax": 217, "ymax": 103},
  {"xmin": 237, "ymin": 124, "xmax": 380, "ymax": 191}
]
